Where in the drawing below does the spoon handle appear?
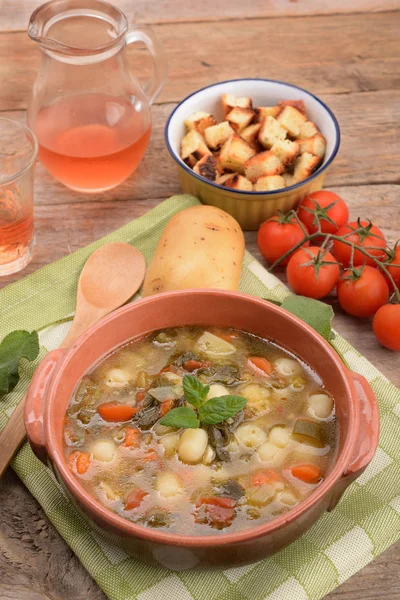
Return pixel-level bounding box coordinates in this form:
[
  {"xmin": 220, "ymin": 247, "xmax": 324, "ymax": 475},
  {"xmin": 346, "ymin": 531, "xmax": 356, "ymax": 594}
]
[{"xmin": 0, "ymin": 401, "xmax": 26, "ymax": 476}]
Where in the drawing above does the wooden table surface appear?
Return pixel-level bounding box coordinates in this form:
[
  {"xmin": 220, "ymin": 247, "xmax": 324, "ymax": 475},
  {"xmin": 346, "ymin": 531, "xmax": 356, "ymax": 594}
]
[{"xmin": 0, "ymin": 1, "xmax": 399, "ymax": 599}]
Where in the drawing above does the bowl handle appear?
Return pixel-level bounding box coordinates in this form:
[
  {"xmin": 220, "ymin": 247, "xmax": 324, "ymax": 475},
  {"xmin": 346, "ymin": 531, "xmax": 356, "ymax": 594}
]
[
  {"xmin": 328, "ymin": 370, "xmax": 380, "ymax": 511},
  {"xmin": 24, "ymin": 349, "xmax": 64, "ymax": 464}
]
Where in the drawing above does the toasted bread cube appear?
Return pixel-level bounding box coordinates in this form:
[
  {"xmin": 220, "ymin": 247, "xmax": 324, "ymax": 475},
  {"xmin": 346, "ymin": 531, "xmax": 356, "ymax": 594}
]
[
  {"xmin": 298, "ymin": 120, "xmax": 319, "ymax": 140},
  {"xmin": 226, "ymin": 107, "xmax": 255, "ymax": 133},
  {"xmin": 184, "ymin": 154, "xmax": 198, "ymax": 168},
  {"xmin": 282, "ymin": 172, "xmax": 294, "ymax": 187},
  {"xmin": 240, "ymin": 123, "xmax": 261, "ymax": 149},
  {"xmin": 184, "ymin": 111, "xmax": 217, "ymax": 136},
  {"xmin": 278, "ymin": 99, "xmax": 306, "ymax": 115},
  {"xmin": 270, "ymin": 139, "xmax": 300, "ymax": 166},
  {"xmin": 298, "ymin": 132, "xmax": 327, "ymax": 158},
  {"xmin": 204, "ymin": 121, "xmax": 234, "ymax": 150},
  {"xmin": 258, "ymin": 116, "xmax": 287, "ymax": 149},
  {"xmin": 219, "ymin": 134, "xmax": 256, "ymax": 174},
  {"xmin": 253, "ymin": 175, "xmax": 286, "ymax": 192},
  {"xmin": 216, "ymin": 173, "xmax": 234, "ymax": 185},
  {"xmin": 276, "ymin": 106, "xmax": 307, "ymax": 138},
  {"xmin": 244, "ymin": 151, "xmax": 284, "ymax": 183},
  {"xmin": 222, "ymin": 173, "xmax": 253, "ymax": 192},
  {"xmin": 292, "ymin": 152, "xmax": 321, "ymax": 184},
  {"xmin": 181, "ymin": 130, "xmax": 211, "ymax": 161},
  {"xmin": 222, "ymin": 93, "xmax": 253, "ymax": 116},
  {"xmin": 254, "ymin": 106, "xmax": 280, "ymax": 123},
  {"xmin": 193, "ymin": 155, "xmax": 219, "ymax": 181}
]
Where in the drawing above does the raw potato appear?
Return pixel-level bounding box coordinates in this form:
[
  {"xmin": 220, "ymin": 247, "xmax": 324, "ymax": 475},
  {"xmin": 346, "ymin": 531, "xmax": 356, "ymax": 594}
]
[
  {"xmin": 91, "ymin": 440, "xmax": 116, "ymax": 462},
  {"xmin": 308, "ymin": 393, "xmax": 334, "ymax": 419},
  {"xmin": 236, "ymin": 423, "xmax": 267, "ymax": 448},
  {"xmin": 178, "ymin": 428, "xmax": 208, "ymax": 464},
  {"xmin": 143, "ymin": 206, "xmax": 245, "ymax": 296},
  {"xmin": 156, "ymin": 472, "xmax": 183, "ymax": 497}
]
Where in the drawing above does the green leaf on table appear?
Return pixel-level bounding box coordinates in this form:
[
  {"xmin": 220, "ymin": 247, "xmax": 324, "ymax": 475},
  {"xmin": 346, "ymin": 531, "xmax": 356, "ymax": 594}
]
[
  {"xmin": 0, "ymin": 330, "xmax": 40, "ymax": 396},
  {"xmin": 198, "ymin": 395, "xmax": 247, "ymax": 425},
  {"xmin": 183, "ymin": 374, "xmax": 209, "ymax": 408},
  {"xmin": 281, "ymin": 296, "xmax": 334, "ymax": 342},
  {"xmin": 159, "ymin": 406, "xmax": 200, "ymax": 429}
]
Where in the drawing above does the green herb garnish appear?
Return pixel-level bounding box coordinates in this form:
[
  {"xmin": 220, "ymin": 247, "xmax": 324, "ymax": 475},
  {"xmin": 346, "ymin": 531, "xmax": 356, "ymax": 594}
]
[
  {"xmin": 0, "ymin": 330, "xmax": 40, "ymax": 396},
  {"xmin": 159, "ymin": 374, "xmax": 246, "ymax": 429}
]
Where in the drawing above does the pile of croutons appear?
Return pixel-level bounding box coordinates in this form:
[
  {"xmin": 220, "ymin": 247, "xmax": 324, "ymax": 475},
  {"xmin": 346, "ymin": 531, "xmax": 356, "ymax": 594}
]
[{"xmin": 180, "ymin": 94, "xmax": 327, "ymax": 192}]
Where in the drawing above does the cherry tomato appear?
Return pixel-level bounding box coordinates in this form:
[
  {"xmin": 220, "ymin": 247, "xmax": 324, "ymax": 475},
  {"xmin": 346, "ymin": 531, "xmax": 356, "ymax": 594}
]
[
  {"xmin": 286, "ymin": 246, "xmax": 340, "ymax": 299},
  {"xmin": 337, "ymin": 266, "xmax": 389, "ymax": 318},
  {"xmin": 332, "ymin": 221, "xmax": 386, "ymax": 267},
  {"xmin": 297, "ymin": 191, "xmax": 349, "ymax": 235},
  {"xmin": 385, "ymin": 245, "xmax": 400, "ymax": 290},
  {"xmin": 373, "ymin": 304, "xmax": 400, "ymax": 351},
  {"xmin": 257, "ymin": 214, "xmax": 309, "ymax": 266}
]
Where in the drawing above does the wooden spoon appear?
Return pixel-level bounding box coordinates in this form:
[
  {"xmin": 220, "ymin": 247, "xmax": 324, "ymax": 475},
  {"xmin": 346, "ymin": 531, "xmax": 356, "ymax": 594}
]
[{"xmin": 0, "ymin": 242, "xmax": 146, "ymax": 477}]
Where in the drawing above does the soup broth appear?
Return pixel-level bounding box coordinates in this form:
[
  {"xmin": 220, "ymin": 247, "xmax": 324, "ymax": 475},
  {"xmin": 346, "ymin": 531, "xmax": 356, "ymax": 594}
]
[{"xmin": 63, "ymin": 326, "xmax": 338, "ymax": 535}]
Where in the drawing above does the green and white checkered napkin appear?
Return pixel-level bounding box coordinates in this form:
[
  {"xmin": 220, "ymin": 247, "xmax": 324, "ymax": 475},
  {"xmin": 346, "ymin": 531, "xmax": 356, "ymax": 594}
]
[{"xmin": 1, "ymin": 194, "xmax": 400, "ymax": 600}]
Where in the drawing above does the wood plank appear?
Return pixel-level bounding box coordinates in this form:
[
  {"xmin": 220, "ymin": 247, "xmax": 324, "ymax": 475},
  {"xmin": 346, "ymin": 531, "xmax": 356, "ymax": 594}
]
[
  {"xmin": 1, "ymin": 0, "xmax": 398, "ymax": 31},
  {"xmin": 1, "ymin": 11, "xmax": 400, "ymax": 111},
  {"xmin": 0, "ymin": 184, "xmax": 398, "ymax": 386},
  {"xmin": 1, "ymin": 89, "xmax": 398, "ymax": 210}
]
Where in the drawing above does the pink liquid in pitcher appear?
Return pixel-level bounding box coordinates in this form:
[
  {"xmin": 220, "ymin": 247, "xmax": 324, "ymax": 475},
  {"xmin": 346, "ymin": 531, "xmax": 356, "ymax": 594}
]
[{"xmin": 35, "ymin": 94, "xmax": 151, "ymax": 192}]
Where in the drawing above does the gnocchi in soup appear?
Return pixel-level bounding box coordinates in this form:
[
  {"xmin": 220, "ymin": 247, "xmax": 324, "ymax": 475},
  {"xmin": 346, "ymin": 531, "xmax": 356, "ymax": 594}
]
[{"xmin": 63, "ymin": 327, "xmax": 337, "ymax": 535}]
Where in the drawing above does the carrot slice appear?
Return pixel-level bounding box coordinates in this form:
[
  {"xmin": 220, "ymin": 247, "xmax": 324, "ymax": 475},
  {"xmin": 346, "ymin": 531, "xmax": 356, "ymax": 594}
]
[
  {"xmin": 125, "ymin": 489, "xmax": 148, "ymax": 510},
  {"xmin": 213, "ymin": 329, "xmax": 238, "ymax": 342},
  {"xmin": 160, "ymin": 399, "xmax": 174, "ymax": 417},
  {"xmin": 67, "ymin": 450, "xmax": 90, "ymax": 475},
  {"xmin": 135, "ymin": 390, "xmax": 146, "ymax": 402},
  {"xmin": 250, "ymin": 469, "xmax": 280, "ymax": 487},
  {"xmin": 123, "ymin": 427, "xmax": 141, "ymax": 448},
  {"xmin": 97, "ymin": 402, "xmax": 138, "ymax": 422},
  {"xmin": 291, "ymin": 464, "xmax": 322, "ymax": 484},
  {"xmin": 248, "ymin": 357, "xmax": 272, "ymax": 375},
  {"xmin": 140, "ymin": 449, "xmax": 158, "ymax": 462},
  {"xmin": 183, "ymin": 360, "xmax": 207, "ymax": 372},
  {"xmin": 198, "ymin": 496, "xmax": 235, "ymax": 509}
]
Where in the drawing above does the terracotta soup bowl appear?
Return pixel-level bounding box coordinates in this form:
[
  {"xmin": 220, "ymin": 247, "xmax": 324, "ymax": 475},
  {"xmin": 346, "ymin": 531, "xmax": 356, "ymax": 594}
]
[{"xmin": 25, "ymin": 290, "xmax": 379, "ymax": 571}]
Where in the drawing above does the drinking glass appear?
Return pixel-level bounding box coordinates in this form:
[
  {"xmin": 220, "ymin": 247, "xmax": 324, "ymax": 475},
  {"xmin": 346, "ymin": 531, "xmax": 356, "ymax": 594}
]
[{"xmin": 0, "ymin": 118, "xmax": 38, "ymax": 276}]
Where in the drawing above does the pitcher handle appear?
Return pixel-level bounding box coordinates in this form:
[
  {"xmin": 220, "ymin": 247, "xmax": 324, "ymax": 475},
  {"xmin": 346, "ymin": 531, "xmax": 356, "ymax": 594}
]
[{"xmin": 125, "ymin": 25, "xmax": 167, "ymax": 105}]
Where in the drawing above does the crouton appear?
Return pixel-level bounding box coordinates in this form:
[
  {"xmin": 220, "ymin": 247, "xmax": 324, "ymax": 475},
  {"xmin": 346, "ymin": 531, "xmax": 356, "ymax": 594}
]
[
  {"xmin": 297, "ymin": 120, "xmax": 319, "ymax": 140},
  {"xmin": 226, "ymin": 107, "xmax": 255, "ymax": 133},
  {"xmin": 298, "ymin": 132, "xmax": 327, "ymax": 159},
  {"xmin": 276, "ymin": 106, "xmax": 307, "ymax": 138},
  {"xmin": 253, "ymin": 175, "xmax": 286, "ymax": 192},
  {"xmin": 240, "ymin": 123, "xmax": 261, "ymax": 149},
  {"xmin": 244, "ymin": 151, "xmax": 284, "ymax": 183},
  {"xmin": 282, "ymin": 172, "xmax": 294, "ymax": 187},
  {"xmin": 270, "ymin": 139, "xmax": 300, "ymax": 166},
  {"xmin": 180, "ymin": 130, "xmax": 211, "ymax": 161},
  {"xmin": 184, "ymin": 154, "xmax": 198, "ymax": 168},
  {"xmin": 254, "ymin": 106, "xmax": 281, "ymax": 123},
  {"xmin": 193, "ymin": 155, "xmax": 220, "ymax": 181},
  {"xmin": 204, "ymin": 121, "xmax": 234, "ymax": 150},
  {"xmin": 222, "ymin": 94, "xmax": 253, "ymax": 117},
  {"xmin": 258, "ymin": 116, "xmax": 287, "ymax": 149},
  {"xmin": 184, "ymin": 111, "xmax": 217, "ymax": 136},
  {"xmin": 222, "ymin": 173, "xmax": 253, "ymax": 192},
  {"xmin": 278, "ymin": 99, "xmax": 306, "ymax": 115},
  {"xmin": 219, "ymin": 134, "xmax": 256, "ymax": 174},
  {"xmin": 292, "ymin": 152, "xmax": 321, "ymax": 184}
]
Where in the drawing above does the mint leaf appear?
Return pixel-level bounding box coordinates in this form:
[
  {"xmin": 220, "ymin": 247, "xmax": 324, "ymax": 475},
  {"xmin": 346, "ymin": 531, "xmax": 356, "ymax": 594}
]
[
  {"xmin": 0, "ymin": 330, "xmax": 40, "ymax": 396},
  {"xmin": 281, "ymin": 296, "xmax": 334, "ymax": 342},
  {"xmin": 198, "ymin": 395, "xmax": 246, "ymax": 425},
  {"xmin": 159, "ymin": 406, "xmax": 200, "ymax": 429},
  {"xmin": 183, "ymin": 374, "xmax": 209, "ymax": 408}
]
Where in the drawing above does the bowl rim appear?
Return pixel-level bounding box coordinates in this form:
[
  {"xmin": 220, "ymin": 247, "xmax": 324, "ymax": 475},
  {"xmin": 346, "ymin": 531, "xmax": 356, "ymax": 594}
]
[
  {"xmin": 47, "ymin": 289, "xmax": 356, "ymax": 548},
  {"xmin": 164, "ymin": 78, "xmax": 341, "ymax": 197}
]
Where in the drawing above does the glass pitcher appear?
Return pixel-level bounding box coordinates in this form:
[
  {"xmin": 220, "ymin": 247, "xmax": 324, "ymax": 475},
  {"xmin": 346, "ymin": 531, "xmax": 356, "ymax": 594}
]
[{"xmin": 27, "ymin": 0, "xmax": 167, "ymax": 193}]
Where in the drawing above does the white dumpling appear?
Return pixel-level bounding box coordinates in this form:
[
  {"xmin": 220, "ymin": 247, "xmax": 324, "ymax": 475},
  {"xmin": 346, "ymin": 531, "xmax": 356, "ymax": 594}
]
[
  {"xmin": 274, "ymin": 358, "xmax": 302, "ymax": 377},
  {"xmin": 236, "ymin": 424, "xmax": 267, "ymax": 448},
  {"xmin": 308, "ymin": 393, "xmax": 334, "ymax": 419},
  {"xmin": 206, "ymin": 383, "xmax": 229, "ymax": 400},
  {"xmin": 257, "ymin": 441, "xmax": 280, "ymax": 462},
  {"xmin": 91, "ymin": 440, "xmax": 116, "ymax": 462},
  {"xmin": 178, "ymin": 428, "xmax": 208, "ymax": 464},
  {"xmin": 268, "ymin": 426, "xmax": 290, "ymax": 448},
  {"xmin": 159, "ymin": 432, "xmax": 180, "ymax": 456},
  {"xmin": 156, "ymin": 472, "xmax": 183, "ymax": 498},
  {"xmin": 105, "ymin": 368, "xmax": 131, "ymax": 388}
]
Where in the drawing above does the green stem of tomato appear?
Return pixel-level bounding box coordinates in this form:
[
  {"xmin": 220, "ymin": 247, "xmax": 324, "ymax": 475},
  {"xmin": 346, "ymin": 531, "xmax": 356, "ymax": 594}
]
[{"xmin": 267, "ymin": 228, "xmax": 400, "ymax": 304}]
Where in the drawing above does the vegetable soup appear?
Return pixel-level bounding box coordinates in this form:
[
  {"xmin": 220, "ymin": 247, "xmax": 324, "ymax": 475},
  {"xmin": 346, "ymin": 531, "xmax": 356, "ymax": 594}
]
[{"xmin": 63, "ymin": 327, "xmax": 338, "ymax": 535}]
